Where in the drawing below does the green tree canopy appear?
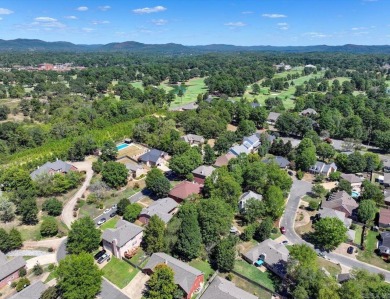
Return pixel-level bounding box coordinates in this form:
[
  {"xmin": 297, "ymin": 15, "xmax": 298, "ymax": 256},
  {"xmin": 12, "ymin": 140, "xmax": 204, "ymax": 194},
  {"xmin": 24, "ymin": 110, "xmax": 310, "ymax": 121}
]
[
  {"xmin": 145, "ymin": 264, "xmax": 178, "ymax": 299},
  {"xmin": 57, "ymin": 253, "xmax": 102, "ymax": 299},
  {"xmin": 312, "ymin": 217, "xmax": 347, "ymax": 251},
  {"xmin": 357, "ymin": 200, "xmax": 377, "ymax": 224},
  {"xmin": 66, "ymin": 217, "xmax": 101, "ymax": 254},
  {"xmin": 143, "ymin": 215, "xmax": 166, "ymax": 254},
  {"xmin": 101, "ymin": 161, "xmax": 128, "ymax": 188},
  {"xmin": 123, "ymin": 203, "xmax": 142, "ymax": 223},
  {"xmin": 145, "ymin": 168, "xmax": 171, "ymax": 198},
  {"xmin": 213, "ymin": 236, "xmax": 237, "ymax": 272}
]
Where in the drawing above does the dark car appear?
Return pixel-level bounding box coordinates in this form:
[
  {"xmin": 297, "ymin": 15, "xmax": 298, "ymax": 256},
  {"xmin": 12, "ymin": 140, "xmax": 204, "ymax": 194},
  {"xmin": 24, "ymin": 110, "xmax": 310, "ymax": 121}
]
[
  {"xmin": 97, "ymin": 253, "xmax": 110, "ymax": 264},
  {"xmin": 288, "ymin": 171, "xmax": 294, "ymax": 176},
  {"xmin": 109, "ymin": 211, "xmax": 117, "ymax": 218},
  {"xmin": 94, "ymin": 249, "xmax": 106, "ymax": 260},
  {"xmin": 280, "ymin": 226, "xmax": 286, "ymax": 234},
  {"xmin": 347, "ymin": 246, "xmax": 354, "ymax": 254}
]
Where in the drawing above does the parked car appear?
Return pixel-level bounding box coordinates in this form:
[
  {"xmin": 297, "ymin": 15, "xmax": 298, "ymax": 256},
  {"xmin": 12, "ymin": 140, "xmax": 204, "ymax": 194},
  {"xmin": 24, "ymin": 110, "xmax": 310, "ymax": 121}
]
[
  {"xmin": 347, "ymin": 246, "xmax": 354, "ymax": 254},
  {"xmin": 109, "ymin": 211, "xmax": 116, "ymax": 218},
  {"xmin": 103, "ymin": 208, "xmax": 111, "ymax": 214},
  {"xmin": 94, "ymin": 249, "xmax": 106, "ymax": 260},
  {"xmin": 97, "ymin": 253, "xmax": 110, "ymax": 264},
  {"xmin": 288, "ymin": 171, "xmax": 293, "ymax": 176},
  {"xmin": 281, "ymin": 240, "xmax": 289, "ymax": 245},
  {"xmin": 280, "ymin": 226, "xmax": 286, "ymax": 234},
  {"xmin": 97, "ymin": 218, "xmax": 106, "ymax": 225}
]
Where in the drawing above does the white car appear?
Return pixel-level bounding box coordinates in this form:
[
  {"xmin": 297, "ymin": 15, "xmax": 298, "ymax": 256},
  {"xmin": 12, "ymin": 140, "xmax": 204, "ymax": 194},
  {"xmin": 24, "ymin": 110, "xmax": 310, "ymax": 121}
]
[
  {"xmin": 103, "ymin": 208, "xmax": 111, "ymax": 214},
  {"xmin": 112, "ymin": 204, "xmax": 117, "ymax": 209},
  {"xmin": 97, "ymin": 218, "xmax": 106, "ymax": 225}
]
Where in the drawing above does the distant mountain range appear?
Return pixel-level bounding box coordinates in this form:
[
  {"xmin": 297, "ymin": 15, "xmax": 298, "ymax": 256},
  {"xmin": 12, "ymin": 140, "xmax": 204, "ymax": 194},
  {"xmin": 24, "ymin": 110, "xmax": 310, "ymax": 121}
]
[{"xmin": 2, "ymin": 38, "xmax": 390, "ymax": 54}]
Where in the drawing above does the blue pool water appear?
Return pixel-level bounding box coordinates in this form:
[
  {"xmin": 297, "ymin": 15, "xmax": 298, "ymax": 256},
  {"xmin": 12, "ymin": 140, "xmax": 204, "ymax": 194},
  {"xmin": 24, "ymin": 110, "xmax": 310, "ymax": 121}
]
[
  {"xmin": 351, "ymin": 191, "xmax": 360, "ymax": 198},
  {"xmin": 116, "ymin": 143, "xmax": 129, "ymax": 151}
]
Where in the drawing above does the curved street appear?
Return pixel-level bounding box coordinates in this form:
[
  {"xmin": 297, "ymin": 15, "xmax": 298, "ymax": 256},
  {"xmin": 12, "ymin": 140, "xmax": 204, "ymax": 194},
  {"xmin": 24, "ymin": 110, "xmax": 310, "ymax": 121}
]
[
  {"xmin": 61, "ymin": 159, "xmax": 94, "ymax": 229},
  {"xmin": 281, "ymin": 178, "xmax": 390, "ymax": 282}
]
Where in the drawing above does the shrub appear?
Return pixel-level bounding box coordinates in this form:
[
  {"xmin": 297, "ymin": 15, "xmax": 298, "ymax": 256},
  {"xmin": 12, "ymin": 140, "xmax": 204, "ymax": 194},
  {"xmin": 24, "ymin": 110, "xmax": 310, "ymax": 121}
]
[
  {"xmin": 10, "ymin": 281, "xmax": 17, "ymax": 288},
  {"xmin": 18, "ymin": 268, "xmax": 26, "ymax": 277},
  {"xmin": 32, "ymin": 263, "xmax": 43, "ymax": 276},
  {"xmin": 42, "ymin": 198, "xmax": 63, "ymax": 216},
  {"xmin": 86, "ymin": 194, "xmax": 97, "ymax": 204},
  {"xmin": 15, "ymin": 277, "xmax": 30, "ymax": 292},
  {"xmin": 48, "ymin": 247, "xmax": 54, "ymax": 252},
  {"xmin": 48, "ymin": 263, "xmax": 55, "ymax": 271},
  {"xmin": 226, "ymin": 273, "xmax": 234, "ymax": 281},
  {"xmin": 296, "ymin": 170, "xmax": 304, "ymax": 180},
  {"xmin": 308, "ymin": 200, "xmax": 319, "ymax": 211},
  {"xmin": 40, "ymin": 217, "xmax": 58, "ymax": 237},
  {"xmin": 350, "ymin": 223, "xmax": 357, "ymax": 230}
]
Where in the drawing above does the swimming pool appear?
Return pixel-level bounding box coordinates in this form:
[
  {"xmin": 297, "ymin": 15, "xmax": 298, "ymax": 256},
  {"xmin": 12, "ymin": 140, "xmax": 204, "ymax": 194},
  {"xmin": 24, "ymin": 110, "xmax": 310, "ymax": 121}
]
[
  {"xmin": 351, "ymin": 191, "xmax": 360, "ymax": 198},
  {"xmin": 116, "ymin": 143, "xmax": 129, "ymax": 151}
]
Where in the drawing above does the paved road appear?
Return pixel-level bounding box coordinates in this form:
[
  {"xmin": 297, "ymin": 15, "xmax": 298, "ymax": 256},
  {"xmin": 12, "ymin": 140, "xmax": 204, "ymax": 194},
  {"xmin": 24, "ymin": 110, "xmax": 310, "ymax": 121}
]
[
  {"xmin": 129, "ymin": 188, "xmax": 152, "ymax": 203},
  {"xmin": 61, "ymin": 160, "xmax": 94, "ymax": 229},
  {"xmin": 94, "ymin": 207, "xmax": 118, "ymax": 226},
  {"xmin": 282, "ymin": 178, "xmax": 390, "ymax": 281}
]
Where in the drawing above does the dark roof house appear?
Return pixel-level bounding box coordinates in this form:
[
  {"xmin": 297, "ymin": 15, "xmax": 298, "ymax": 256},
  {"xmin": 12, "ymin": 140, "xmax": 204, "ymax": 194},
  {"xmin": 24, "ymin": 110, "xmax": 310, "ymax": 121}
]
[
  {"xmin": 263, "ymin": 156, "xmax": 290, "ymax": 169},
  {"xmin": 379, "ymin": 232, "xmax": 390, "ymax": 256},
  {"xmin": 30, "ymin": 160, "xmax": 77, "ymax": 180},
  {"xmin": 200, "ymin": 276, "xmax": 257, "ymax": 299},
  {"xmin": 143, "ymin": 252, "xmax": 204, "ymax": 299},
  {"xmin": 138, "ymin": 149, "xmax": 167, "ymax": 166}
]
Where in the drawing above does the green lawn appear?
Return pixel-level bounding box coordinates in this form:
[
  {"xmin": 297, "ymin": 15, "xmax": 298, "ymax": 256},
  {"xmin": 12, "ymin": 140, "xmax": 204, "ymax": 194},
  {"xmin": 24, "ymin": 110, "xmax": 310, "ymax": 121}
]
[
  {"xmin": 189, "ymin": 259, "xmax": 215, "ymax": 281},
  {"xmin": 354, "ymin": 225, "xmax": 363, "ymax": 245},
  {"xmin": 356, "ymin": 230, "xmax": 390, "ymax": 271},
  {"xmin": 317, "ymin": 257, "xmax": 341, "ymax": 277},
  {"xmin": 100, "ymin": 217, "xmax": 119, "ymax": 230},
  {"xmin": 233, "ymin": 260, "xmax": 278, "ymax": 291},
  {"xmin": 130, "ymin": 77, "xmax": 207, "ymax": 108},
  {"xmin": 102, "ymin": 257, "xmax": 139, "ymax": 289},
  {"xmin": 129, "ymin": 248, "xmax": 147, "ymax": 265}
]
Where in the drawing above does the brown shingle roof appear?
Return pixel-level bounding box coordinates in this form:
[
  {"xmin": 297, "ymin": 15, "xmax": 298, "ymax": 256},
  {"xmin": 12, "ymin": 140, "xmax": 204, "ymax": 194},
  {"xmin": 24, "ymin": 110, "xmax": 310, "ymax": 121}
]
[
  {"xmin": 168, "ymin": 181, "xmax": 202, "ymax": 201},
  {"xmin": 379, "ymin": 208, "xmax": 390, "ymax": 226},
  {"xmin": 321, "ymin": 191, "xmax": 358, "ymax": 215}
]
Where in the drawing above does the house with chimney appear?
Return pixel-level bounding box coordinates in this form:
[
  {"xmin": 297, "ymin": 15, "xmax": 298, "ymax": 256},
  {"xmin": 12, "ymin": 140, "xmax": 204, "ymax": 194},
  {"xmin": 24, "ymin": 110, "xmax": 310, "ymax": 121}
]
[
  {"xmin": 321, "ymin": 191, "xmax": 359, "ymax": 218},
  {"xmin": 30, "ymin": 160, "xmax": 77, "ymax": 180},
  {"xmin": 102, "ymin": 220, "xmax": 143, "ymax": 259},
  {"xmin": 192, "ymin": 165, "xmax": 215, "ymax": 184},
  {"xmin": 181, "ymin": 134, "xmax": 205, "ymax": 146},
  {"xmin": 143, "ymin": 252, "xmax": 204, "ymax": 299}
]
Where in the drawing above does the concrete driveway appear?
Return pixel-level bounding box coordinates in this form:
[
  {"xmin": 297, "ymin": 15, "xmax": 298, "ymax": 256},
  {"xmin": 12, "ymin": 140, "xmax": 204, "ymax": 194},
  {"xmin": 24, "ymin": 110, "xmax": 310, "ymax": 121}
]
[{"xmin": 122, "ymin": 271, "xmax": 149, "ymax": 299}]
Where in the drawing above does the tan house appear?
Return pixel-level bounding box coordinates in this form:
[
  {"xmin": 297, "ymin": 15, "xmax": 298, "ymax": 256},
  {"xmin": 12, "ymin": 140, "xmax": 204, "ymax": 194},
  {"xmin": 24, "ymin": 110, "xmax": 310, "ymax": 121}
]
[
  {"xmin": 181, "ymin": 134, "xmax": 205, "ymax": 146},
  {"xmin": 341, "ymin": 173, "xmax": 363, "ymax": 190},
  {"xmin": 102, "ymin": 220, "xmax": 143, "ymax": 258}
]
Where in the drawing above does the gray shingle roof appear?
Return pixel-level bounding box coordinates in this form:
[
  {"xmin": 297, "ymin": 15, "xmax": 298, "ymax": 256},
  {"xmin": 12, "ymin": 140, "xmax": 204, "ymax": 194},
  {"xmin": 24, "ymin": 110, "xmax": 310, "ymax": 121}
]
[
  {"xmin": 310, "ymin": 161, "xmax": 337, "ymax": 175},
  {"xmin": 140, "ymin": 198, "xmax": 178, "ymax": 224},
  {"xmin": 98, "ymin": 279, "xmax": 130, "ymax": 299},
  {"xmin": 192, "ymin": 165, "xmax": 215, "ymax": 178},
  {"xmin": 139, "ymin": 149, "xmax": 165, "ymax": 164},
  {"xmin": 239, "ymin": 191, "xmax": 263, "ymax": 203},
  {"xmin": 243, "ymin": 239, "xmax": 289, "ymax": 268},
  {"xmin": 341, "ymin": 174, "xmax": 362, "ymax": 184},
  {"xmin": 318, "ymin": 207, "xmax": 352, "ymax": 228},
  {"xmin": 229, "ymin": 145, "xmax": 250, "ymax": 156},
  {"xmin": 0, "ymin": 255, "xmax": 26, "ymax": 280},
  {"xmin": 8, "ymin": 281, "xmax": 48, "ymax": 299},
  {"xmin": 321, "ymin": 191, "xmax": 358, "ymax": 216},
  {"xmin": 200, "ymin": 276, "xmax": 257, "ymax": 299},
  {"xmin": 263, "ymin": 156, "xmax": 290, "ymax": 168},
  {"xmin": 125, "ymin": 163, "xmax": 142, "ymax": 172},
  {"xmin": 182, "ymin": 134, "xmax": 205, "ymax": 143},
  {"xmin": 300, "ymin": 108, "xmax": 317, "ymax": 115},
  {"xmin": 267, "ymin": 112, "xmax": 281, "ymax": 122},
  {"xmin": 30, "ymin": 160, "xmax": 74, "ymax": 180},
  {"xmin": 143, "ymin": 252, "xmax": 203, "ymax": 294},
  {"xmin": 102, "ymin": 220, "xmax": 143, "ymax": 248}
]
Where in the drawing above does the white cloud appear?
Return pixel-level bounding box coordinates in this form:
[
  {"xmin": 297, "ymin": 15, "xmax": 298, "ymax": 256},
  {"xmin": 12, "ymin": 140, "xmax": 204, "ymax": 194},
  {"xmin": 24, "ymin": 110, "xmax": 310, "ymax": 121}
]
[
  {"xmin": 0, "ymin": 8, "xmax": 13, "ymax": 15},
  {"xmin": 224, "ymin": 22, "xmax": 246, "ymax": 27},
  {"xmin": 98, "ymin": 5, "xmax": 111, "ymax": 11},
  {"xmin": 151, "ymin": 19, "xmax": 168, "ymax": 26},
  {"xmin": 304, "ymin": 32, "xmax": 332, "ymax": 38},
  {"xmin": 132, "ymin": 6, "xmax": 167, "ymax": 14},
  {"xmin": 262, "ymin": 14, "xmax": 287, "ymax": 18},
  {"xmin": 92, "ymin": 20, "xmax": 110, "ymax": 25},
  {"xmin": 279, "ymin": 26, "xmax": 289, "ymax": 30},
  {"xmin": 277, "ymin": 22, "xmax": 289, "ymax": 30},
  {"xmin": 82, "ymin": 27, "xmax": 94, "ymax": 32},
  {"xmin": 64, "ymin": 16, "xmax": 77, "ymax": 20},
  {"xmin": 277, "ymin": 22, "xmax": 288, "ymax": 26},
  {"xmin": 0, "ymin": 17, "xmax": 2, "ymax": 21},
  {"xmin": 76, "ymin": 6, "xmax": 88, "ymax": 11},
  {"xmin": 34, "ymin": 17, "xmax": 57, "ymax": 22},
  {"xmin": 351, "ymin": 26, "xmax": 367, "ymax": 30},
  {"xmin": 241, "ymin": 11, "xmax": 254, "ymax": 14}
]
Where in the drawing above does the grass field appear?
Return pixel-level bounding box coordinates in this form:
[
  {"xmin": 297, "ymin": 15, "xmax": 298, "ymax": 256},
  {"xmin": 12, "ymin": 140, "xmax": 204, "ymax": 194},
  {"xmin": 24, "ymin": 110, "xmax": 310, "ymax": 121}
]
[
  {"xmin": 233, "ymin": 260, "xmax": 278, "ymax": 291},
  {"xmin": 232, "ymin": 70, "xmax": 325, "ymax": 109},
  {"xmin": 100, "ymin": 217, "xmax": 119, "ymax": 230},
  {"xmin": 317, "ymin": 257, "xmax": 341, "ymax": 277},
  {"xmin": 130, "ymin": 77, "xmax": 207, "ymax": 108},
  {"xmin": 189, "ymin": 259, "xmax": 215, "ymax": 281},
  {"xmin": 356, "ymin": 230, "xmax": 390, "ymax": 270},
  {"xmin": 222, "ymin": 273, "xmax": 272, "ymax": 299},
  {"xmin": 354, "ymin": 225, "xmax": 363, "ymax": 245},
  {"xmin": 103, "ymin": 257, "xmax": 139, "ymax": 289}
]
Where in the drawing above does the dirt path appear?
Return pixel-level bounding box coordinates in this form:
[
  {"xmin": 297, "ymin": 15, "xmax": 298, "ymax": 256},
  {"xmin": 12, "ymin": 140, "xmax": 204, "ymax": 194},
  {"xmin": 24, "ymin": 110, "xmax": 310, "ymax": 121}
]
[
  {"xmin": 26, "ymin": 254, "xmax": 57, "ymax": 269},
  {"xmin": 61, "ymin": 158, "xmax": 94, "ymax": 229},
  {"xmin": 23, "ymin": 237, "xmax": 66, "ymax": 250}
]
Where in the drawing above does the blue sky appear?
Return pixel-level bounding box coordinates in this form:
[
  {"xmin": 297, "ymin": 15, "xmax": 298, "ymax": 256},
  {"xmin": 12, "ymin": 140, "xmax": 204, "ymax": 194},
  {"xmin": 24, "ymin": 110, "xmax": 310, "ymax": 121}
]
[{"xmin": 0, "ymin": 0, "xmax": 388, "ymax": 46}]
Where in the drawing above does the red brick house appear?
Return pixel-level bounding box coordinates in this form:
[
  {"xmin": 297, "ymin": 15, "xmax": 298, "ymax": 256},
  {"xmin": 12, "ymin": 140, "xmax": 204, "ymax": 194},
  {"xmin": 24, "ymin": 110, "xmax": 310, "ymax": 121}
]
[
  {"xmin": 191, "ymin": 165, "xmax": 215, "ymax": 184},
  {"xmin": 168, "ymin": 181, "xmax": 203, "ymax": 203},
  {"xmin": 142, "ymin": 252, "xmax": 204, "ymax": 299},
  {"xmin": 0, "ymin": 252, "xmax": 26, "ymax": 289}
]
